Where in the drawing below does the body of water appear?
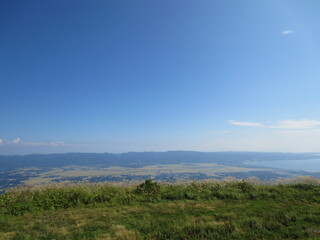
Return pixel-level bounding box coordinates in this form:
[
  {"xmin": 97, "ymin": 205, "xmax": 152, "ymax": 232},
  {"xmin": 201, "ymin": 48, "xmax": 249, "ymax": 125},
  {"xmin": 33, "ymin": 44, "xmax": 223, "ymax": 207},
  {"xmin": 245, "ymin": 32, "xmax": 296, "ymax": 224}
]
[{"xmin": 246, "ymin": 159, "xmax": 320, "ymax": 172}]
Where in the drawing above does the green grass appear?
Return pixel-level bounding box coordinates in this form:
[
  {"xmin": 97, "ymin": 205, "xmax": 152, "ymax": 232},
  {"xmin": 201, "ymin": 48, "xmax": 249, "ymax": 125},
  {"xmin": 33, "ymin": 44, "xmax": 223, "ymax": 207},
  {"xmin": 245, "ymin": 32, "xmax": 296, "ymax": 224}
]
[{"xmin": 1, "ymin": 179, "xmax": 320, "ymax": 239}]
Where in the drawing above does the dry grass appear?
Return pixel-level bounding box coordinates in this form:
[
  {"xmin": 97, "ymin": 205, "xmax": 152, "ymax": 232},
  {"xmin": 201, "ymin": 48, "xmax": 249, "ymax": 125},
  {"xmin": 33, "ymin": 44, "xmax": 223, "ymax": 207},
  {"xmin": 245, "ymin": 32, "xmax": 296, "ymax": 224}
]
[{"xmin": 1, "ymin": 178, "xmax": 320, "ymax": 239}]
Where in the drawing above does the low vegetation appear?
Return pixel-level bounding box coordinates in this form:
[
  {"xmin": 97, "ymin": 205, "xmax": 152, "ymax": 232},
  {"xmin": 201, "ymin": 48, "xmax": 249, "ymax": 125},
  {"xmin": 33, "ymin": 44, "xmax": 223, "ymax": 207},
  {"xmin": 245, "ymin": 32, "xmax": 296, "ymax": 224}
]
[{"xmin": 1, "ymin": 178, "xmax": 320, "ymax": 239}]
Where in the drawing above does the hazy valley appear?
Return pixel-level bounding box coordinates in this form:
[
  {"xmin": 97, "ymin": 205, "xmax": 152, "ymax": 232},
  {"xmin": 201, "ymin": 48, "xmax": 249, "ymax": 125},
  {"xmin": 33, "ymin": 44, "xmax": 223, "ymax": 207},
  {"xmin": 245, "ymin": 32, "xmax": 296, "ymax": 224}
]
[{"xmin": 1, "ymin": 151, "xmax": 320, "ymax": 192}]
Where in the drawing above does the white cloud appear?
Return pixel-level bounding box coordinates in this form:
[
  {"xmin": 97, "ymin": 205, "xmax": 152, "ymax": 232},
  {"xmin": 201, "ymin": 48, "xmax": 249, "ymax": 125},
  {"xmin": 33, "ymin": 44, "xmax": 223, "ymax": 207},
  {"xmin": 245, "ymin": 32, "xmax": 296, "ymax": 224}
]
[
  {"xmin": 22, "ymin": 141, "xmax": 66, "ymax": 146},
  {"xmin": 0, "ymin": 137, "xmax": 68, "ymax": 147},
  {"xmin": 229, "ymin": 119, "xmax": 320, "ymax": 130},
  {"xmin": 281, "ymin": 30, "xmax": 294, "ymax": 35},
  {"xmin": 229, "ymin": 120, "xmax": 264, "ymax": 127},
  {"xmin": 12, "ymin": 137, "xmax": 21, "ymax": 144},
  {"xmin": 269, "ymin": 119, "xmax": 320, "ymax": 129}
]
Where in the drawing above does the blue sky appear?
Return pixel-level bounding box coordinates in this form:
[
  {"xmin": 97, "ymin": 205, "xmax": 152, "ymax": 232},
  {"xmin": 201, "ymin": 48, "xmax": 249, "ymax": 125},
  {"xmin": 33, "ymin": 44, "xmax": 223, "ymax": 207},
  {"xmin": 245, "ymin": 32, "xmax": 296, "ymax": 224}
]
[{"xmin": 1, "ymin": 0, "xmax": 320, "ymax": 154}]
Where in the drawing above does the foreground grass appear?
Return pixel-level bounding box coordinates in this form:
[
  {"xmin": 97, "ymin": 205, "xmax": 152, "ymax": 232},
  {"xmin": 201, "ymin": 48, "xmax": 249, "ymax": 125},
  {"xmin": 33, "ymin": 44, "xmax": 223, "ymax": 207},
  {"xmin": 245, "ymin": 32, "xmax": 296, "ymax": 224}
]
[{"xmin": 1, "ymin": 179, "xmax": 320, "ymax": 240}]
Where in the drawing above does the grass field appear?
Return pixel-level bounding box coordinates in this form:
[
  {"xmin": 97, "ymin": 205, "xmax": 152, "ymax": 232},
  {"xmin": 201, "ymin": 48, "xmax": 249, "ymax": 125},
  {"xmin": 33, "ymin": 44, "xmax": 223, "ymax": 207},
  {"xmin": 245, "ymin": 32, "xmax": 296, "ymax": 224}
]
[{"xmin": 1, "ymin": 178, "xmax": 320, "ymax": 240}]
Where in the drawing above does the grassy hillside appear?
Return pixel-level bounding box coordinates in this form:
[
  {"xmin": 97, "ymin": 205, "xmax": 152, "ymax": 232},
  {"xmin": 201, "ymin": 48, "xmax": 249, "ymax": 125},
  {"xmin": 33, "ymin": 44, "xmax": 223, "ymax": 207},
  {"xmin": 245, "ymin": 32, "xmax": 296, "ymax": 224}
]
[{"xmin": 1, "ymin": 178, "xmax": 320, "ymax": 240}]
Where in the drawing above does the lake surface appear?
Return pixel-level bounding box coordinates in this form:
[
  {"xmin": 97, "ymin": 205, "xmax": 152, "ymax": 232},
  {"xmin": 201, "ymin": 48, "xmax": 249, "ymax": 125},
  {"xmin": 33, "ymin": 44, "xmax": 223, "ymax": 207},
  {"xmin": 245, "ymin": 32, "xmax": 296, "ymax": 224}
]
[{"xmin": 246, "ymin": 159, "xmax": 320, "ymax": 172}]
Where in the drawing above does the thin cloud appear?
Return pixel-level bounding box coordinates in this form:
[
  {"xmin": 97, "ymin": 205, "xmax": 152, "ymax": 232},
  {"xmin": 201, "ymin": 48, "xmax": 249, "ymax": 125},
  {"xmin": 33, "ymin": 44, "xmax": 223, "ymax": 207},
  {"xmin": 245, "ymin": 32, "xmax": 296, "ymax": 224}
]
[
  {"xmin": 229, "ymin": 120, "xmax": 264, "ymax": 127},
  {"xmin": 269, "ymin": 119, "xmax": 320, "ymax": 129},
  {"xmin": 12, "ymin": 137, "xmax": 21, "ymax": 144},
  {"xmin": 22, "ymin": 141, "xmax": 66, "ymax": 146},
  {"xmin": 281, "ymin": 30, "xmax": 294, "ymax": 35},
  {"xmin": 0, "ymin": 137, "xmax": 69, "ymax": 146},
  {"xmin": 229, "ymin": 119, "xmax": 320, "ymax": 129}
]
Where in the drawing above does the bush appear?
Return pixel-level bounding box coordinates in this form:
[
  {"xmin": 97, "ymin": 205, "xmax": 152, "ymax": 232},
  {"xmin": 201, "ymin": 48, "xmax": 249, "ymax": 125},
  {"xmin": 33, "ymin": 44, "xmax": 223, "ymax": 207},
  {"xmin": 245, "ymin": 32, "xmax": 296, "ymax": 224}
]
[{"xmin": 135, "ymin": 179, "xmax": 160, "ymax": 195}]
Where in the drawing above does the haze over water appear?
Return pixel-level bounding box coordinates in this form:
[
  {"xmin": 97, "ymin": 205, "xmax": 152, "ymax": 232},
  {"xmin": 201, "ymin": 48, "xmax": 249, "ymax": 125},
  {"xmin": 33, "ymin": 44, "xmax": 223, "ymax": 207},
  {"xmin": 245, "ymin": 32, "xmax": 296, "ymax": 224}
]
[{"xmin": 248, "ymin": 159, "xmax": 320, "ymax": 172}]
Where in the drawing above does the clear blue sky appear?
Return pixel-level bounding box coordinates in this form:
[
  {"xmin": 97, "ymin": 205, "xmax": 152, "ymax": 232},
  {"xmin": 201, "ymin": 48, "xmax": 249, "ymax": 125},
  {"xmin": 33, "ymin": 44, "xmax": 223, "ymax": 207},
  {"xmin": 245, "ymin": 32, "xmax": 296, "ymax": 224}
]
[{"xmin": 1, "ymin": 0, "xmax": 320, "ymax": 154}]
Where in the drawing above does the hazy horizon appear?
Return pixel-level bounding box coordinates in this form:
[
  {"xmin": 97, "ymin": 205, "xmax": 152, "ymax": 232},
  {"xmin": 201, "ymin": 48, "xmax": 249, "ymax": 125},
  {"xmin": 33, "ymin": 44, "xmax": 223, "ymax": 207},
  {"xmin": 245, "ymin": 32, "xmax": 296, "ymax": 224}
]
[{"xmin": 1, "ymin": 149, "xmax": 320, "ymax": 157}]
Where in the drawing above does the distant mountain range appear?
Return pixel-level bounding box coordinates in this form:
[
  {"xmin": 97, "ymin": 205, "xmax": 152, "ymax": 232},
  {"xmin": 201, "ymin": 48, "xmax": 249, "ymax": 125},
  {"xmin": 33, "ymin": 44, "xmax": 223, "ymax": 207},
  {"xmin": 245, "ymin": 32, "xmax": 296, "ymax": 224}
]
[{"xmin": 1, "ymin": 151, "xmax": 318, "ymax": 170}]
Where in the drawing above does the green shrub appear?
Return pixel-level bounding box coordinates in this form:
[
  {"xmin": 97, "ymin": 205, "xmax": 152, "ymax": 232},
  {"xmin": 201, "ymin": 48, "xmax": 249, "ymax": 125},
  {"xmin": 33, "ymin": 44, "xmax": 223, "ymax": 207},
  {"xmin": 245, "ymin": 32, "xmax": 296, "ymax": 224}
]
[{"xmin": 135, "ymin": 179, "xmax": 160, "ymax": 195}]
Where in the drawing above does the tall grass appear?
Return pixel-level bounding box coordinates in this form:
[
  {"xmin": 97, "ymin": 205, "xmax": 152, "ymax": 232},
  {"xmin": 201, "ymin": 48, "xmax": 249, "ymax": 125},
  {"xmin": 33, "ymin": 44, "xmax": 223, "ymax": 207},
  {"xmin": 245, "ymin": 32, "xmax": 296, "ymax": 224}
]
[
  {"xmin": 1, "ymin": 177, "xmax": 320, "ymax": 216},
  {"xmin": 1, "ymin": 178, "xmax": 320, "ymax": 239}
]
